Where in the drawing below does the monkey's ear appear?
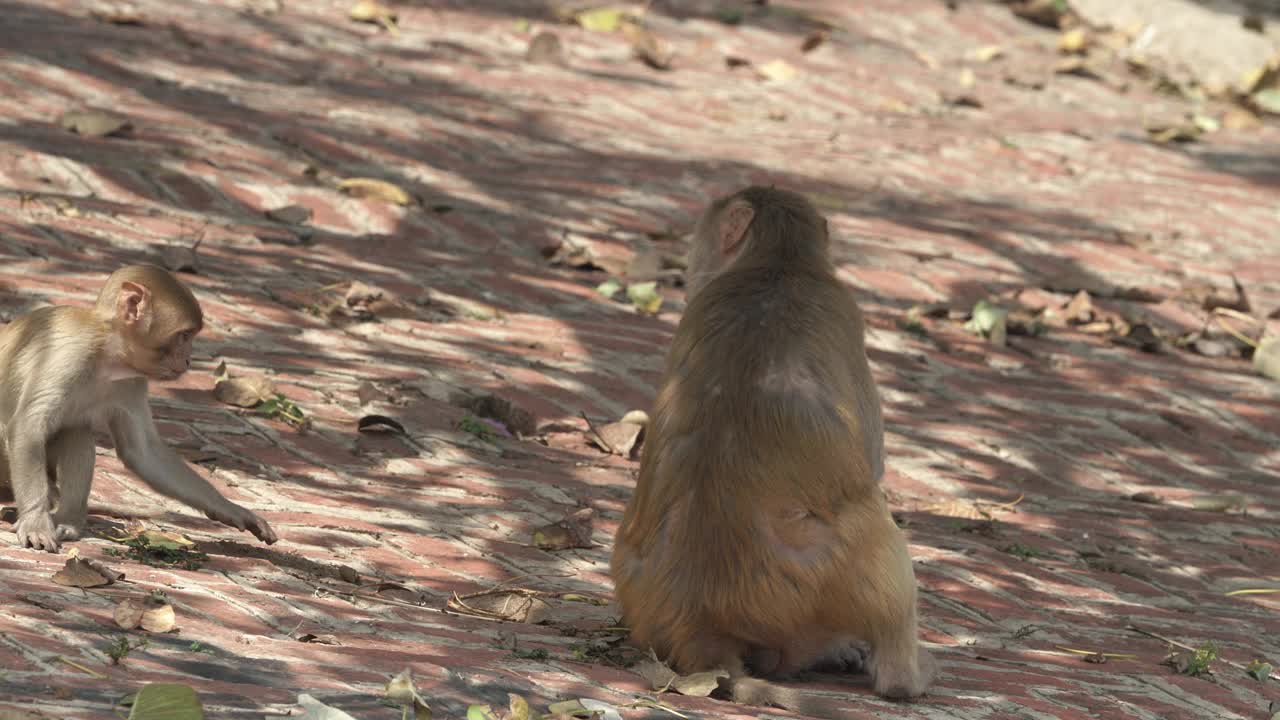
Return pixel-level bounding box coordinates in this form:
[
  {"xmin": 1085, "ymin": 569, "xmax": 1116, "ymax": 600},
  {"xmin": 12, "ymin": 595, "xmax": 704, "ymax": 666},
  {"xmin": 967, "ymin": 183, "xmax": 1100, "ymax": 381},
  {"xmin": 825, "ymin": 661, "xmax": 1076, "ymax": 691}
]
[
  {"xmin": 117, "ymin": 281, "xmax": 152, "ymax": 328},
  {"xmin": 719, "ymin": 199, "xmax": 755, "ymax": 256}
]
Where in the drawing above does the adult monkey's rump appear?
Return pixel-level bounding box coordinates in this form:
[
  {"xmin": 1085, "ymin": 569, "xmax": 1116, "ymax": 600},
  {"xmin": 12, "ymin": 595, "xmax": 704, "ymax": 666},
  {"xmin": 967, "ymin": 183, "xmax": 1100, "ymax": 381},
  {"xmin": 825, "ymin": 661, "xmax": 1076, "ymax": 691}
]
[{"xmin": 610, "ymin": 186, "xmax": 935, "ymax": 711}]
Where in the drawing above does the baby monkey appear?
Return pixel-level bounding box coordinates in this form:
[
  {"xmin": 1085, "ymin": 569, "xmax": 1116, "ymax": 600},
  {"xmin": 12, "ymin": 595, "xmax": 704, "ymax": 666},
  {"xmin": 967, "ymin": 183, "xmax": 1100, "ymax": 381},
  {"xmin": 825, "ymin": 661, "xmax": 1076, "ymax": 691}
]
[
  {"xmin": 0, "ymin": 264, "xmax": 277, "ymax": 552},
  {"xmin": 611, "ymin": 186, "xmax": 935, "ymax": 711}
]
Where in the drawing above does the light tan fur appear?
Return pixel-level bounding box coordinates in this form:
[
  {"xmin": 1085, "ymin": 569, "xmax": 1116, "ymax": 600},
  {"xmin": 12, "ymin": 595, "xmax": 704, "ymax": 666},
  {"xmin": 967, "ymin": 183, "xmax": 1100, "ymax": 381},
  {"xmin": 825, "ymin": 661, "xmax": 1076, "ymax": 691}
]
[
  {"xmin": 611, "ymin": 187, "xmax": 935, "ymax": 712},
  {"xmin": 0, "ymin": 265, "xmax": 276, "ymax": 552}
]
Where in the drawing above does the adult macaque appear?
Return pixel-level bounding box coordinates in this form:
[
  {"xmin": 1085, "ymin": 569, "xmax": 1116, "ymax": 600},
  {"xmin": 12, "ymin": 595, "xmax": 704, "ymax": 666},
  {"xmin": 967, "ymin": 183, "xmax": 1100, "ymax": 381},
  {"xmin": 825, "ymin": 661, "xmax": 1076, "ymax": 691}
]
[
  {"xmin": 0, "ymin": 265, "xmax": 277, "ymax": 552},
  {"xmin": 611, "ymin": 187, "xmax": 935, "ymax": 710}
]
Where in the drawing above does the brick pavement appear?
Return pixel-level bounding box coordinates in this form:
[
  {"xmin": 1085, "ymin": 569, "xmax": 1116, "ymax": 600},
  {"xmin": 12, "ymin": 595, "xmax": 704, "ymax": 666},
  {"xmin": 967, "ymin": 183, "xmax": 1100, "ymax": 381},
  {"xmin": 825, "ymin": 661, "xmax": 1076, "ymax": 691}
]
[{"xmin": 0, "ymin": 1, "xmax": 1278, "ymax": 718}]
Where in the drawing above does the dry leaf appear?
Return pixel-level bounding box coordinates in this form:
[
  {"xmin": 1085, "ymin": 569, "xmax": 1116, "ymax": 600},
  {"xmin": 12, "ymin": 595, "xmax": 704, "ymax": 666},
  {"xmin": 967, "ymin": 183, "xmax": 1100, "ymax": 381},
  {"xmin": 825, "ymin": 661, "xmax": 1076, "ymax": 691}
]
[
  {"xmin": 345, "ymin": 281, "xmax": 384, "ymax": 308},
  {"xmin": 459, "ymin": 394, "xmax": 537, "ymax": 437},
  {"xmin": 1011, "ymin": 0, "xmax": 1076, "ymax": 29},
  {"xmin": 296, "ymin": 633, "xmax": 341, "ymax": 644},
  {"xmin": 942, "ymin": 91, "xmax": 982, "ymax": 108},
  {"xmin": 115, "ymin": 599, "xmax": 146, "ymax": 630},
  {"xmin": 1222, "ymin": 107, "xmax": 1262, "ymax": 130},
  {"xmin": 1201, "ymin": 276, "xmax": 1251, "ymax": 313},
  {"xmin": 450, "ymin": 591, "xmax": 551, "ymax": 623},
  {"xmin": 526, "ymin": 31, "xmax": 566, "ymax": 65},
  {"xmin": 214, "ymin": 373, "xmax": 276, "ymax": 408},
  {"xmin": 89, "ymin": 2, "xmax": 144, "ymax": 24},
  {"xmin": 588, "ymin": 421, "xmax": 644, "ymax": 457},
  {"xmin": 1255, "ymin": 335, "xmax": 1280, "ymax": 380},
  {"xmin": 1187, "ymin": 493, "xmax": 1247, "ymax": 512},
  {"xmin": 801, "ymin": 30, "xmax": 827, "ymax": 52},
  {"xmin": 619, "ymin": 409, "xmax": 649, "ymax": 426},
  {"xmin": 1145, "ymin": 118, "xmax": 1203, "ymax": 144},
  {"xmin": 1062, "ymin": 290, "xmax": 1094, "ymax": 323},
  {"xmin": 52, "ymin": 557, "xmax": 113, "ymax": 588},
  {"xmin": 385, "ymin": 668, "xmax": 432, "ymax": 720},
  {"xmin": 925, "ymin": 499, "xmax": 991, "ymax": 520},
  {"xmin": 970, "ymin": 45, "xmax": 1005, "ymax": 62},
  {"xmin": 543, "ymin": 236, "xmax": 600, "ymax": 270},
  {"xmin": 756, "ymin": 59, "xmax": 797, "ymax": 83},
  {"xmin": 635, "ymin": 653, "xmax": 727, "ymax": 697},
  {"xmin": 265, "ymin": 205, "xmax": 313, "ymax": 224},
  {"xmin": 622, "ymin": 22, "xmax": 673, "ymax": 70},
  {"xmin": 358, "ymin": 415, "xmax": 407, "ymax": 434},
  {"xmin": 298, "ymin": 694, "xmax": 360, "ymax": 720},
  {"xmin": 532, "ymin": 507, "xmax": 596, "ymax": 550},
  {"xmin": 140, "ymin": 602, "xmax": 177, "ymax": 632},
  {"xmin": 337, "ymin": 178, "xmax": 411, "ymax": 205},
  {"xmin": 506, "ymin": 695, "xmax": 530, "ymax": 720},
  {"xmin": 159, "ymin": 239, "xmax": 201, "ymax": 274},
  {"xmin": 59, "ymin": 109, "xmax": 131, "ymax": 138},
  {"xmin": 356, "ymin": 381, "xmax": 385, "ymax": 407},
  {"xmin": 1053, "ymin": 57, "xmax": 1101, "ymax": 79},
  {"xmin": 349, "ymin": 0, "xmax": 398, "ymax": 32}
]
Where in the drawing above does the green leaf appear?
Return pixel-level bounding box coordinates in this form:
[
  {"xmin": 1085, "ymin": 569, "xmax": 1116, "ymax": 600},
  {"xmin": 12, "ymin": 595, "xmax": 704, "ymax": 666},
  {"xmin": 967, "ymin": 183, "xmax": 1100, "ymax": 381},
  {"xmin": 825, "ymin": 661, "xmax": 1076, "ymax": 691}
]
[
  {"xmin": 596, "ymin": 278, "xmax": 622, "ymax": 299},
  {"xmin": 1247, "ymin": 659, "xmax": 1273, "ymax": 681},
  {"xmin": 128, "ymin": 684, "xmax": 203, "ymax": 720},
  {"xmin": 965, "ymin": 299, "xmax": 1007, "ymax": 335},
  {"xmin": 626, "ymin": 281, "xmax": 662, "ymax": 314},
  {"xmin": 465, "ymin": 705, "xmax": 499, "ymax": 720},
  {"xmin": 574, "ymin": 7, "xmax": 625, "ymax": 32},
  {"xmin": 1254, "ymin": 335, "xmax": 1280, "ymax": 380},
  {"xmin": 1253, "ymin": 88, "xmax": 1280, "ymax": 115}
]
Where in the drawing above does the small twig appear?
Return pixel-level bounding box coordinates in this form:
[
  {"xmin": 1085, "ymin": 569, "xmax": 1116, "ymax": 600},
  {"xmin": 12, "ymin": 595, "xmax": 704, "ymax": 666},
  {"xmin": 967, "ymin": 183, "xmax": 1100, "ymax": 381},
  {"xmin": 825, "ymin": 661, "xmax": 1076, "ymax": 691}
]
[
  {"xmin": 579, "ymin": 411, "xmax": 616, "ymax": 454},
  {"xmin": 57, "ymin": 656, "xmax": 107, "ymax": 679},
  {"xmin": 1210, "ymin": 309, "xmax": 1260, "ymax": 349},
  {"xmin": 624, "ymin": 698, "xmax": 689, "ymax": 719},
  {"xmin": 1126, "ymin": 624, "xmax": 1280, "ymax": 681}
]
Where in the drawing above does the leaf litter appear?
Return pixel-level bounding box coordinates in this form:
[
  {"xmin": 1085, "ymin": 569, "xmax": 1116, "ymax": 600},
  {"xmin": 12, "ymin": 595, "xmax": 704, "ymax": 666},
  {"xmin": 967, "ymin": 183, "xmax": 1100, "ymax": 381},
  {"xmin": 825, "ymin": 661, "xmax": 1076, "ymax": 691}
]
[
  {"xmin": 114, "ymin": 595, "xmax": 177, "ymax": 633},
  {"xmin": 385, "ymin": 668, "xmax": 432, "ymax": 720},
  {"xmin": 123, "ymin": 683, "xmax": 204, "ymax": 720},
  {"xmin": 634, "ymin": 650, "xmax": 727, "ymax": 698},
  {"xmin": 52, "ymin": 555, "xmax": 121, "ymax": 588},
  {"xmin": 531, "ymin": 507, "xmax": 596, "ymax": 550}
]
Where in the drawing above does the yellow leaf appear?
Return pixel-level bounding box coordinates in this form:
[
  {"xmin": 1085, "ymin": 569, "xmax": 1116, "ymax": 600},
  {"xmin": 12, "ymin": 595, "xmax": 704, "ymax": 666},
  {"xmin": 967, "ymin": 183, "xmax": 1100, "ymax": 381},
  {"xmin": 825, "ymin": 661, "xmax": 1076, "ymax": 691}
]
[
  {"xmin": 575, "ymin": 7, "xmax": 626, "ymax": 32},
  {"xmin": 1058, "ymin": 28, "xmax": 1088, "ymax": 54},
  {"xmin": 337, "ymin": 177, "xmax": 412, "ymax": 205},
  {"xmin": 970, "ymin": 45, "xmax": 1004, "ymax": 62},
  {"xmin": 349, "ymin": 0, "xmax": 398, "ymax": 33},
  {"xmin": 755, "ymin": 59, "xmax": 797, "ymax": 83},
  {"xmin": 626, "ymin": 282, "xmax": 662, "ymax": 314},
  {"xmin": 1225, "ymin": 588, "xmax": 1280, "ymax": 596}
]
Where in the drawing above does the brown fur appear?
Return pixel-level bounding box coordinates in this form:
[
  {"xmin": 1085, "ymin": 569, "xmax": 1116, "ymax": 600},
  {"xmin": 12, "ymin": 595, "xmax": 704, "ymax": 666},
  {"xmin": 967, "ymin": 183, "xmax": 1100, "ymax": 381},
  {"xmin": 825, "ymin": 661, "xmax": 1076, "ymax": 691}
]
[{"xmin": 611, "ymin": 187, "xmax": 935, "ymax": 712}]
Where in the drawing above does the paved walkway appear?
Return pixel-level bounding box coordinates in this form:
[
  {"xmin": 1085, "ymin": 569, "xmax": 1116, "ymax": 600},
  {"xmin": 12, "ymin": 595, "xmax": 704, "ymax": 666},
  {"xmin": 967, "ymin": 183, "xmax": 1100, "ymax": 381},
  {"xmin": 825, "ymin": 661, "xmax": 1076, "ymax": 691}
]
[{"xmin": 1, "ymin": 1, "xmax": 1278, "ymax": 718}]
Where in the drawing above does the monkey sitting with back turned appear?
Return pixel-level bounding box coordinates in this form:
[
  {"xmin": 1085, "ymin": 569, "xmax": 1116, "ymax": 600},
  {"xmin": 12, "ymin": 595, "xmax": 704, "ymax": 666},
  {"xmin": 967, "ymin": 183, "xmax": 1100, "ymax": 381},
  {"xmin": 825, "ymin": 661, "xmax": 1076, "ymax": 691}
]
[
  {"xmin": 0, "ymin": 264, "xmax": 277, "ymax": 552},
  {"xmin": 611, "ymin": 186, "xmax": 936, "ymax": 712}
]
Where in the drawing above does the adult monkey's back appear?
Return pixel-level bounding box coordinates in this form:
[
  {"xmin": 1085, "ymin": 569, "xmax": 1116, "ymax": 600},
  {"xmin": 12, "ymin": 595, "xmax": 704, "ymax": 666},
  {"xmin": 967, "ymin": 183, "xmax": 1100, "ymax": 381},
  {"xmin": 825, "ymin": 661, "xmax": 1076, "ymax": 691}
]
[{"xmin": 610, "ymin": 186, "xmax": 935, "ymax": 712}]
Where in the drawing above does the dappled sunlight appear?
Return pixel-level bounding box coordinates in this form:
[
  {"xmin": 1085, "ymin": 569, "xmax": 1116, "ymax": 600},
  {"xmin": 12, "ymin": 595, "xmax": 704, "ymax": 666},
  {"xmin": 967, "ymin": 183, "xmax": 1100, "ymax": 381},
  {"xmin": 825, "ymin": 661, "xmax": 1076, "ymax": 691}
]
[{"xmin": 0, "ymin": 0, "xmax": 1278, "ymax": 718}]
